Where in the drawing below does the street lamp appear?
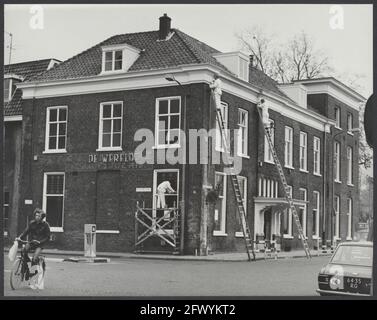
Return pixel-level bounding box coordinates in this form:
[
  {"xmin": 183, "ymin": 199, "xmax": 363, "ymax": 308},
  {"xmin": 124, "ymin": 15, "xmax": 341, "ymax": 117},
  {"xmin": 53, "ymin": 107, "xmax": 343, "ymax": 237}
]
[
  {"xmin": 165, "ymin": 74, "xmax": 186, "ymax": 255},
  {"xmin": 330, "ymin": 127, "xmax": 360, "ymax": 248}
]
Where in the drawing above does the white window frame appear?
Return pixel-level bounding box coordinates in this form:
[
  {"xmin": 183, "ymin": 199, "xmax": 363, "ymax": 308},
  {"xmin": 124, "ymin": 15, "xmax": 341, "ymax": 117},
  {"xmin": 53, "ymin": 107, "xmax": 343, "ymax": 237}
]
[
  {"xmin": 334, "ymin": 195, "xmax": 340, "ymax": 240},
  {"xmin": 347, "ymin": 198, "xmax": 353, "ymax": 240},
  {"xmin": 334, "ymin": 141, "xmax": 341, "ymax": 182},
  {"xmin": 42, "ymin": 172, "xmax": 65, "ymax": 232},
  {"xmin": 264, "ymin": 119, "xmax": 275, "ymax": 164},
  {"xmin": 237, "ymin": 108, "xmax": 249, "ymax": 157},
  {"xmin": 238, "ymin": 57, "xmax": 249, "ymax": 81},
  {"xmin": 215, "ymin": 101, "xmax": 229, "ymax": 152},
  {"xmin": 312, "ymin": 191, "xmax": 320, "ymax": 239},
  {"xmin": 102, "ymin": 49, "xmax": 123, "ymax": 72},
  {"xmin": 299, "ymin": 188, "xmax": 307, "ymax": 238},
  {"xmin": 284, "ymin": 126, "xmax": 293, "ymax": 168},
  {"xmin": 44, "ymin": 106, "xmax": 68, "ymax": 154},
  {"xmin": 347, "ymin": 113, "xmax": 353, "ymax": 134},
  {"xmin": 299, "ymin": 131, "xmax": 308, "ymax": 172},
  {"xmin": 335, "ymin": 107, "xmax": 341, "ymax": 129},
  {"xmin": 313, "ymin": 136, "xmax": 321, "ymax": 176},
  {"xmin": 154, "ymin": 96, "xmax": 182, "ymax": 149},
  {"xmin": 235, "ymin": 176, "xmax": 247, "ymax": 237},
  {"xmin": 283, "ymin": 185, "xmax": 293, "ymax": 238},
  {"xmin": 347, "ymin": 146, "xmax": 353, "ymax": 185},
  {"xmin": 97, "ymin": 101, "xmax": 123, "ymax": 151},
  {"xmin": 214, "ymin": 172, "xmax": 227, "ymax": 236}
]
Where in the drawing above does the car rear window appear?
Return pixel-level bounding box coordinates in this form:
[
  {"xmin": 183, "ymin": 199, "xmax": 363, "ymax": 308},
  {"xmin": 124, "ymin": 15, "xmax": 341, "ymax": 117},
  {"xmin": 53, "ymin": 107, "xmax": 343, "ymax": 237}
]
[{"xmin": 331, "ymin": 245, "xmax": 373, "ymax": 267}]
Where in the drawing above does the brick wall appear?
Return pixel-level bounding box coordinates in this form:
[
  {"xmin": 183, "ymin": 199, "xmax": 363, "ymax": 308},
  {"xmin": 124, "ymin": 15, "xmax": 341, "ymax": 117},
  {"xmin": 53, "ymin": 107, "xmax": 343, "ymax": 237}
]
[{"xmin": 20, "ymin": 84, "xmax": 209, "ymax": 253}]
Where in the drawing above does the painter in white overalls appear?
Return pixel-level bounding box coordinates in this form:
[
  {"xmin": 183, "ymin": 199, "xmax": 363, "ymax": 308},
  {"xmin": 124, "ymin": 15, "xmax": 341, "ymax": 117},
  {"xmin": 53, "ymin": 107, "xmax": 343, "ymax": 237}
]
[
  {"xmin": 209, "ymin": 74, "xmax": 222, "ymax": 109},
  {"xmin": 157, "ymin": 180, "xmax": 176, "ymax": 219},
  {"xmin": 259, "ymin": 99, "xmax": 270, "ymax": 128}
]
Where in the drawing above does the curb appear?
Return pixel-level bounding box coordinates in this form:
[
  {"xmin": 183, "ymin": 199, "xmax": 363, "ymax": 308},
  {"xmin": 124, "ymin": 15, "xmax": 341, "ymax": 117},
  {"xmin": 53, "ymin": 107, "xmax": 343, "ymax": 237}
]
[{"xmin": 4, "ymin": 248, "xmax": 330, "ymax": 263}]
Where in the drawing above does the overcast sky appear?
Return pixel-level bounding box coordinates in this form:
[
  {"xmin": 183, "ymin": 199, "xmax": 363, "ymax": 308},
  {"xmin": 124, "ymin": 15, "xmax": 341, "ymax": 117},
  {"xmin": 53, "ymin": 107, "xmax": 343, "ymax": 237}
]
[{"xmin": 4, "ymin": 4, "xmax": 373, "ymax": 97}]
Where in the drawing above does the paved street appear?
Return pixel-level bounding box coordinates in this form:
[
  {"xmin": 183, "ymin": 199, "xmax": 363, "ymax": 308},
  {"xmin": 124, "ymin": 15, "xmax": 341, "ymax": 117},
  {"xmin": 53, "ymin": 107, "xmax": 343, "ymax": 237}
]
[{"xmin": 4, "ymin": 254, "xmax": 328, "ymax": 296}]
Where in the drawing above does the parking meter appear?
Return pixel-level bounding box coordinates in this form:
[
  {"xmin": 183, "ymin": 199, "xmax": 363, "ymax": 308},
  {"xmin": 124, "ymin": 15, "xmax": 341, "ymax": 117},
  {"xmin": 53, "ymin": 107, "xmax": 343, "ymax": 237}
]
[{"xmin": 84, "ymin": 224, "xmax": 96, "ymax": 258}]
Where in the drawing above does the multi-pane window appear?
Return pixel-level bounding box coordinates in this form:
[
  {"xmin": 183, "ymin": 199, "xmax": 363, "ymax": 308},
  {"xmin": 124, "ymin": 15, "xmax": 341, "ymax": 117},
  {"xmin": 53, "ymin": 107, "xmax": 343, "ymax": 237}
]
[
  {"xmin": 284, "ymin": 126, "xmax": 293, "ymax": 167},
  {"xmin": 334, "ymin": 141, "xmax": 341, "ymax": 182},
  {"xmin": 299, "ymin": 188, "xmax": 307, "ymax": 237},
  {"xmin": 43, "ymin": 173, "xmax": 65, "ymax": 231},
  {"xmin": 258, "ymin": 177, "xmax": 278, "ymax": 198},
  {"xmin": 335, "ymin": 107, "xmax": 341, "ymax": 128},
  {"xmin": 3, "ymin": 191, "xmax": 9, "ymax": 235},
  {"xmin": 347, "ymin": 146, "xmax": 353, "ymax": 185},
  {"xmin": 45, "ymin": 106, "xmax": 68, "ymax": 152},
  {"xmin": 155, "ymin": 97, "xmax": 181, "ymax": 147},
  {"xmin": 299, "ymin": 132, "xmax": 308, "ymax": 171},
  {"xmin": 264, "ymin": 119, "xmax": 274, "ymax": 163},
  {"xmin": 347, "ymin": 113, "xmax": 353, "ymax": 133},
  {"xmin": 334, "ymin": 195, "xmax": 340, "ymax": 239},
  {"xmin": 236, "ymin": 176, "xmax": 247, "ymax": 236},
  {"xmin": 237, "ymin": 108, "xmax": 248, "ymax": 156},
  {"xmin": 215, "ymin": 101, "xmax": 228, "ymax": 151},
  {"xmin": 103, "ymin": 50, "xmax": 123, "ymax": 72},
  {"xmin": 313, "ymin": 136, "xmax": 321, "ymax": 175},
  {"xmin": 347, "ymin": 198, "xmax": 353, "ymax": 240},
  {"xmin": 283, "ymin": 185, "xmax": 293, "ymax": 237},
  {"xmin": 214, "ymin": 172, "xmax": 227, "ymax": 235},
  {"xmin": 99, "ymin": 102, "xmax": 123, "ymax": 150},
  {"xmin": 312, "ymin": 191, "xmax": 320, "ymax": 238}
]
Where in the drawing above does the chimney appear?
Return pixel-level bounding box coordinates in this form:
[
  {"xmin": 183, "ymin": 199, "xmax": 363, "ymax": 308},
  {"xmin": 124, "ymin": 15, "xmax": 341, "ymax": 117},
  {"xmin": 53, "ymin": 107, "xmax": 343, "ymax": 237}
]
[{"xmin": 159, "ymin": 13, "xmax": 171, "ymax": 40}]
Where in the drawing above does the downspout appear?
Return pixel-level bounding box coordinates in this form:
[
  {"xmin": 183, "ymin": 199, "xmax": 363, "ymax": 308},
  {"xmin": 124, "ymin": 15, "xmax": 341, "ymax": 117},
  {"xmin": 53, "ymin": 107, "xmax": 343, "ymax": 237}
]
[{"xmin": 322, "ymin": 123, "xmax": 330, "ymax": 246}]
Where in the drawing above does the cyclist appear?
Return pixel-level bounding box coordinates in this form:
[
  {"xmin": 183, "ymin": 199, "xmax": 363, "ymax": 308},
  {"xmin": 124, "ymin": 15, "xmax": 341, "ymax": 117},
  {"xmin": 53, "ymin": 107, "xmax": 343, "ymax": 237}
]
[{"xmin": 16, "ymin": 208, "xmax": 51, "ymax": 265}]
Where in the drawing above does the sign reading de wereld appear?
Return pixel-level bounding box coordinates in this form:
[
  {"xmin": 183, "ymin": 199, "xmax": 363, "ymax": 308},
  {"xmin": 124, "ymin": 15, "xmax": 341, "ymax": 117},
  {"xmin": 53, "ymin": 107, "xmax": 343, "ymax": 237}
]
[{"xmin": 88, "ymin": 152, "xmax": 135, "ymax": 163}]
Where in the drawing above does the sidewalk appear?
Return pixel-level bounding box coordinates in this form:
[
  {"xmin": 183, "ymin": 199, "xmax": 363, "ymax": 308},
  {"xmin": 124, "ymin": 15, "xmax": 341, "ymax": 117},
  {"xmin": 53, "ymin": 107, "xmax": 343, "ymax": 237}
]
[{"xmin": 4, "ymin": 247, "xmax": 332, "ymax": 262}]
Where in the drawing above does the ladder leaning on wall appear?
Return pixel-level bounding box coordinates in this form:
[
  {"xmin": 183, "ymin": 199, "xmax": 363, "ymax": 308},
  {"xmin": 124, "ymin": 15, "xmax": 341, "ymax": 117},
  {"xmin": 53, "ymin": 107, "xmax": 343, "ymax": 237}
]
[
  {"xmin": 256, "ymin": 98, "xmax": 311, "ymax": 259},
  {"xmin": 212, "ymin": 92, "xmax": 256, "ymax": 262}
]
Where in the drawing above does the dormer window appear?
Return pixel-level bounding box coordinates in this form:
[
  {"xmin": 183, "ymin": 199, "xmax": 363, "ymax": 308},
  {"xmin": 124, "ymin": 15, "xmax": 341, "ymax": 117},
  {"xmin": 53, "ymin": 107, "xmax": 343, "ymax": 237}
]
[
  {"xmin": 238, "ymin": 58, "xmax": 249, "ymax": 82},
  {"xmin": 213, "ymin": 52, "xmax": 250, "ymax": 82},
  {"xmin": 101, "ymin": 43, "xmax": 141, "ymax": 74},
  {"xmin": 104, "ymin": 50, "xmax": 123, "ymax": 71},
  {"xmin": 4, "ymin": 77, "xmax": 20, "ymax": 102}
]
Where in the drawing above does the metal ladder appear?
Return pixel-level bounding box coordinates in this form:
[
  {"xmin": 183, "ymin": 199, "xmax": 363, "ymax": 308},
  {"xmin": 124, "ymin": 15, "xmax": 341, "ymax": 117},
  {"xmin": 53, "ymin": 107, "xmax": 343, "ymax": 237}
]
[
  {"xmin": 213, "ymin": 95, "xmax": 256, "ymax": 261},
  {"xmin": 256, "ymin": 100, "xmax": 311, "ymax": 259}
]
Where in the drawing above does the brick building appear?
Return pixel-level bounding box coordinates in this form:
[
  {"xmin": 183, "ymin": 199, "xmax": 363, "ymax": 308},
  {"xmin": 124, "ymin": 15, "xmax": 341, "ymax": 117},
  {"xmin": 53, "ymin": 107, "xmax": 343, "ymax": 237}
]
[
  {"xmin": 3, "ymin": 58, "xmax": 60, "ymax": 241},
  {"xmin": 15, "ymin": 14, "xmax": 365, "ymax": 254}
]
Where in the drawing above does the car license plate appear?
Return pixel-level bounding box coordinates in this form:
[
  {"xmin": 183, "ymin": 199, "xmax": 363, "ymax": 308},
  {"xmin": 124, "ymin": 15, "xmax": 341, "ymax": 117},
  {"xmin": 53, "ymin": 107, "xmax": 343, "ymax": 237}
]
[{"xmin": 346, "ymin": 277, "xmax": 362, "ymax": 289}]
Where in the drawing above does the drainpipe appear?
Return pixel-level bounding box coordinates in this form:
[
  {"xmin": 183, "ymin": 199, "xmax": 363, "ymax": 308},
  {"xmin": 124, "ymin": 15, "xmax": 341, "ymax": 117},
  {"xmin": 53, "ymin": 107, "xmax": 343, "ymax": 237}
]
[{"xmin": 322, "ymin": 123, "xmax": 330, "ymax": 247}]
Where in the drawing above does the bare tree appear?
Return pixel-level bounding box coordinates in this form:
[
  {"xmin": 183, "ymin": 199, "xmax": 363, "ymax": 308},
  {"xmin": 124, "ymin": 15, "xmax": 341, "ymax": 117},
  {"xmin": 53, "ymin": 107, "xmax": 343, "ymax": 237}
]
[
  {"xmin": 235, "ymin": 27, "xmax": 331, "ymax": 83},
  {"xmin": 235, "ymin": 26, "xmax": 275, "ymax": 76}
]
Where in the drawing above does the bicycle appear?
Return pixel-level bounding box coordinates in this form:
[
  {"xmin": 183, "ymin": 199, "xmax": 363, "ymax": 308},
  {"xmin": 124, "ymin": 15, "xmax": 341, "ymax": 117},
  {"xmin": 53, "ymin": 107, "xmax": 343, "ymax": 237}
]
[{"xmin": 10, "ymin": 239, "xmax": 46, "ymax": 290}]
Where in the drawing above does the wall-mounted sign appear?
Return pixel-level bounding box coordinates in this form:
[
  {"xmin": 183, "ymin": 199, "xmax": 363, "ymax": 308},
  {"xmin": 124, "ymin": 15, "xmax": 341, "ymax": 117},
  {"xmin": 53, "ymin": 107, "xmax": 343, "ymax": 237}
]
[
  {"xmin": 88, "ymin": 152, "xmax": 135, "ymax": 163},
  {"xmin": 25, "ymin": 199, "xmax": 33, "ymax": 205},
  {"xmin": 136, "ymin": 187, "xmax": 152, "ymax": 192}
]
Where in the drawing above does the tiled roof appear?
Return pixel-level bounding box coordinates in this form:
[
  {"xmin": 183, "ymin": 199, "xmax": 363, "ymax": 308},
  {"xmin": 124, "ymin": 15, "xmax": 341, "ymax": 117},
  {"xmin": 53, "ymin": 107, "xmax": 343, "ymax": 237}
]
[
  {"xmin": 23, "ymin": 30, "xmax": 290, "ymax": 103},
  {"xmin": 4, "ymin": 59, "xmax": 56, "ymax": 80},
  {"xmin": 4, "ymin": 59, "xmax": 58, "ymax": 116}
]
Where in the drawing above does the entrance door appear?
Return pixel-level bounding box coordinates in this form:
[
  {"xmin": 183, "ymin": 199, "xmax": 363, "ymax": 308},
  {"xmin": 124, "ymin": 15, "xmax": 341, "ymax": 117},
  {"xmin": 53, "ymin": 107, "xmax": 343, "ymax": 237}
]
[{"xmin": 264, "ymin": 208, "xmax": 272, "ymax": 240}]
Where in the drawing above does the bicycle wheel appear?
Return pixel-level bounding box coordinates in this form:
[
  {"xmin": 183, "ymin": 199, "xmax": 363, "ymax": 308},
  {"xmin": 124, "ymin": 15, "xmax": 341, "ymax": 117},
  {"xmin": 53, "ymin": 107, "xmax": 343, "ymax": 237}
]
[{"xmin": 10, "ymin": 258, "xmax": 25, "ymax": 290}]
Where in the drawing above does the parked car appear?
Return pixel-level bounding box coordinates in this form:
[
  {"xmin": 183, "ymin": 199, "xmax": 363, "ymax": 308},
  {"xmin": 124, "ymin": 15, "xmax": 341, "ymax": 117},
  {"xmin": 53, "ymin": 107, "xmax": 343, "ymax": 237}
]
[{"xmin": 317, "ymin": 241, "xmax": 373, "ymax": 296}]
